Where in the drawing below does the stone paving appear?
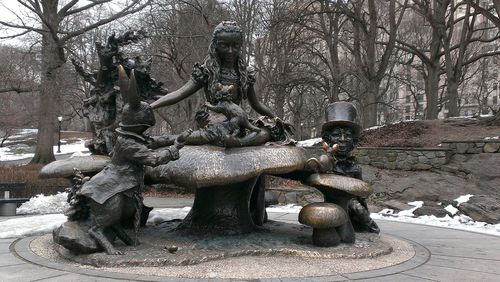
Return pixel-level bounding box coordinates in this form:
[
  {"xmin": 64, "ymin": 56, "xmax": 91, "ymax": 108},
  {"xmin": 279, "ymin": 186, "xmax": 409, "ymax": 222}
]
[{"xmin": 1, "ymin": 199, "xmax": 500, "ymax": 281}]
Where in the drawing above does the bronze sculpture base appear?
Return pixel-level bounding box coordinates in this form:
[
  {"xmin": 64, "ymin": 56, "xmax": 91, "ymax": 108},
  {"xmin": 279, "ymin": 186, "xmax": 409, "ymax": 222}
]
[{"xmin": 49, "ymin": 220, "xmax": 394, "ymax": 267}]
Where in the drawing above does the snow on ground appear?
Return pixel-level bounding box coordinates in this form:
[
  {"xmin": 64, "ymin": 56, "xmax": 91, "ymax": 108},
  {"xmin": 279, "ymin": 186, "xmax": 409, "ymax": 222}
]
[
  {"xmin": 455, "ymin": 194, "xmax": 474, "ymax": 205},
  {"xmin": 7, "ymin": 129, "xmax": 38, "ymax": 140},
  {"xmin": 371, "ymin": 195, "xmax": 500, "ymax": 237},
  {"xmin": 17, "ymin": 192, "xmax": 69, "ymax": 215},
  {"xmin": 0, "ymin": 214, "xmax": 67, "ymax": 238},
  {"xmin": 147, "ymin": 207, "xmax": 192, "ymax": 225},
  {"xmin": 0, "ymin": 138, "xmax": 88, "ymax": 161},
  {"xmin": 2, "ymin": 194, "xmax": 500, "ymax": 239},
  {"xmin": 266, "ymin": 204, "xmax": 303, "ymax": 214}
]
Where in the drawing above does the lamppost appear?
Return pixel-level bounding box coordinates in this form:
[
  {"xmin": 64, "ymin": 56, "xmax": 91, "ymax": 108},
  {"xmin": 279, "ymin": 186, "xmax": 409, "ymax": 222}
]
[
  {"xmin": 57, "ymin": 116, "xmax": 63, "ymax": 153},
  {"xmin": 300, "ymin": 122, "xmax": 303, "ymax": 140}
]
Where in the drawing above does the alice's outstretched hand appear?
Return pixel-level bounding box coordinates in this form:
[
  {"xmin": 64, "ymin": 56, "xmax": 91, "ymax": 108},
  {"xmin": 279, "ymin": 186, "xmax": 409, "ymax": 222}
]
[{"xmin": 175, "ymin": 128, "xmax": 193, "ymax": 149}]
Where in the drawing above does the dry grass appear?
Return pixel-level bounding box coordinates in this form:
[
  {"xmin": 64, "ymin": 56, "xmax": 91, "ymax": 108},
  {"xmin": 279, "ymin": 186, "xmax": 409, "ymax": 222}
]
[
  {"xmin": 359, "ymin": 119, "xmax": 500, "ymax": 147},
  {"xmin": 0, "ymin": 164, "xmax": 69, "ymax": 198}
]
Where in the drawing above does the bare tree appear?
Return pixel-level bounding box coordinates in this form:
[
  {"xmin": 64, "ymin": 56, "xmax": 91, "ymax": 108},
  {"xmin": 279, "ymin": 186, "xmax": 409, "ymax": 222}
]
[
  {"xmin": 396, "ymin": 0, "xmax": 450, "ymax": 120},
  {"xmin": 338, "ymin": 0, "xmax": 407, "ymax": 127},
  {"xmin": 0, "ymin": 0, "xmax": 149, "ymax": 164},
  {"xmin": 441, "ymin": 1, "xmax": 500, "ymax": 117}
]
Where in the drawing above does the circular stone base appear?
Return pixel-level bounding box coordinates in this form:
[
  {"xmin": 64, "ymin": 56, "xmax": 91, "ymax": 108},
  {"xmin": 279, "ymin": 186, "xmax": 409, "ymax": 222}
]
[{"xmin": 30, "ymin": 221, "xmax": 416, "ymax": 279}]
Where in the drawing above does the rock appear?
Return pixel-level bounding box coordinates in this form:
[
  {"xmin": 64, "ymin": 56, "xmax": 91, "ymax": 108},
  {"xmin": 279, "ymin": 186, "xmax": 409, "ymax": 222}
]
[
  {"xmin": 363, "ymin": 153, "xmax": 500, "ymax": 203},
  {"xmin": 417, "ymin": 156, "xmax": 428, "ymax": 164},
  {"xmin": 413, "ymin": 163, "xmax": 432, "ymax": 170},
  {"xmin": 264, "ymin": 191, "xmax": 279, "ymax": 206},
  {"xmin": 458, "ymin": 195, "xmax": 500, "ymax": 224},
  {"xmin": 455, "ymin": 143, "xmax": 468, "ymax": 154},
  {"xmin": 468, "ymin": 145, "xmax": 482, "ymax": 154},
  {"xmin": 53, "ymin": 221, "xmax": 101, "ymax": 254},
  {"xmin": 284, "ymin": 192, "xmax": 298, "ymax": 204},
  {"xmin": 380, "ymin": 200, "xmax": 413, "ymax": 212},
  {"xmin": 413, "ymin": 206, "xmax": 451, "ymax": 217},
  {"xmin": 40, "ymin": 155, "xmax": 111, "ymax": 178},
  {"xmin": 483, "ymin": 143, "xmax": 500, "ymax": 153}
]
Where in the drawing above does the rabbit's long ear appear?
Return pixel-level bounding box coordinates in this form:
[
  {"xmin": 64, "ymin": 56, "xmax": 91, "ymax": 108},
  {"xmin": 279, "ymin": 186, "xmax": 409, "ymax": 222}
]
[
  {"xmin": 128, "ymin": 69, "xmax": 141, "ymax": 109},
  {"xmin": 118, "ymin": 65, "xmax": 130, "ymax": 104}
]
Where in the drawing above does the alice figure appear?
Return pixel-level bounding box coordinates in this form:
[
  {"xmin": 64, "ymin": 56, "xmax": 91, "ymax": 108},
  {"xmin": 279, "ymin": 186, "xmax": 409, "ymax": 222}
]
[{"xmin": 151, "ymin": 21, "xmax": 293, "ymax": 147}]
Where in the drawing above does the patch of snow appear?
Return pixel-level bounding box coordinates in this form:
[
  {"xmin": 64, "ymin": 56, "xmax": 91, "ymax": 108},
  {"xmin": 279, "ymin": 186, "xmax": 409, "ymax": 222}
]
[
  {"xmin": 0, "ymin": 139, "xmax": 89, "ymax": 161},
  {"xmin": 17, "ymin": 192, "xmax": 69, "ymax": 215},
  {"xmin": 484, "ymin": 136, "xmax": 499, "ymax": 140},
  {"xmin": 147, "ymin": 207, "xmax": 192, "ymax": 225},
  {"xmin": 371, "ymin": 213, "xmax": 500, "ymax": 237},
  {"xmin": 54, "ymin": 139, "xmax": 88, "ymax": 155},
  {"xmin": 9, "ymin": 129, "xmax": 38, "ymax": 139},
  {"xmin": 266, "ymin": 204, "xmax": 303, "ymax": 213},
  {"xmin": 71, "ymin": 150, "xmax": 92, "ymax": 157},
  {"xmin": 408, "ymin": 201, "xmax": 424, "ymax": 207},
  {"xmin": 444, "ymin": 205, "xmax": 458, "ymax": 215},
  {"xmin": 379, "ymin": 209, "xmax": 395, "ymax": 215},
  {"xmin": 364, "ymin": 125, "xmax": 384, "ymax": 131},
  {"xmin": 0, "ymin": 214, "xmax": 67, "ymax": 238},
  {"xmin": 455, "ymin": 194, "xmax": 474, "ymax": 206},
  {"xmin": 296, "ymin": 138, "xmax": 323, "ymax": 147}
]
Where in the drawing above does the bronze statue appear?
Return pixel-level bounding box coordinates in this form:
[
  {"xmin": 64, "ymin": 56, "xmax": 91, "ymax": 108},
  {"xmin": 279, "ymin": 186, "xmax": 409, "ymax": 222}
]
[
  {"xmin": 307, "ymin": 102, "xmax": 379, "ymax": 236},
  {"xmin": 151, "ymin": 21, "xmax": 293, "ymax": 147},
  {"xmin": 73, "ymin": 30, "xmax": 166, "ymax": 155},
  {"xmin": 55, "ymin": 66, "xmax": 191, "ymax": 255},
  {"xmin": 204, "ymin": 83, "xmax": 261, "ymax": 137}
]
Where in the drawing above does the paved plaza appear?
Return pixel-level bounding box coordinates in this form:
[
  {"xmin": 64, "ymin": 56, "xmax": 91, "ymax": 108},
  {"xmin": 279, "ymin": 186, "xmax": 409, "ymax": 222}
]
[{"xmin": 1, "ymin": 198, "xmax": 500, "ymax": 281}]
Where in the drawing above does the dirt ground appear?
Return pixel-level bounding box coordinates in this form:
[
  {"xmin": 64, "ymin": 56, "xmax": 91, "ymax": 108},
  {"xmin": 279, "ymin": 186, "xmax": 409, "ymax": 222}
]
[{"xmin": 359, "ymin": 119, "xmax": 500, "ymax": 147}]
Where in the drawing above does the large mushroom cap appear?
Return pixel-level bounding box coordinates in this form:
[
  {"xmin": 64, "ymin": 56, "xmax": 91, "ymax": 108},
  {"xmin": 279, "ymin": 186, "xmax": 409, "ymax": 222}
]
[
  {"xmin": 299, "ymin": 202, "xmax": 348, "ymax": 229},
  {"xmin": 39, "ymin": 155, "xmax": 111, "ymax": 179},
  {"xmin": 302, "ymin": 173, "xmax": 373, "ymax": 198},
  {"xmin": 147, "ymin": 145, "xmax": 307, "ymax": 188}
]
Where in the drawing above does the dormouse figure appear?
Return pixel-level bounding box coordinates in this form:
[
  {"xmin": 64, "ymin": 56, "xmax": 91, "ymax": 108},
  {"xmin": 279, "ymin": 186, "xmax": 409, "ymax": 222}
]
[{"xmin": 204, "ymin": 83, "xmax": 261, "ymax": 137}]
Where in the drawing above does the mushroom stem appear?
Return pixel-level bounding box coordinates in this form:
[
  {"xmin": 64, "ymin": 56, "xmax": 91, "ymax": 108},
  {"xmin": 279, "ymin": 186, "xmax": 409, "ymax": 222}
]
[
  {"xmin": 323, "ymin": 193, "xmax": 355, "ymax": 244},
  {"xmin": 312, "ymin": 227, "xmax": 340, "ymax": 247}
]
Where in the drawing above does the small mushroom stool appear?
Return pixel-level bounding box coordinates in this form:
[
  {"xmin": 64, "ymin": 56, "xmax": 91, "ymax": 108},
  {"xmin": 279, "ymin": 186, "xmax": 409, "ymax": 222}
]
[
  {"xmin": 299, "ymin": 202, "xmax": 348, "ymax": 247},
  {"xmin": 302, "ymin": 173, "xmax": 373, "ymax": 244}
]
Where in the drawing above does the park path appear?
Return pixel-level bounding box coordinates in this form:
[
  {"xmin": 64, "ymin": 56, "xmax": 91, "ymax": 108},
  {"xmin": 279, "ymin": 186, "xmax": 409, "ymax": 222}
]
[{"xmin": 1, "ymin": 204, "xmax": 500, "ymax": 281}]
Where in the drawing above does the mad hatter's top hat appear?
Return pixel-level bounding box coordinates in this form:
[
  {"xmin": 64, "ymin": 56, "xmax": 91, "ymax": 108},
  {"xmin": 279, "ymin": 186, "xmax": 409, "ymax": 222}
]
[{"xmin": 321, "ymin": 102, "xmax": 362, "ymax": 137}]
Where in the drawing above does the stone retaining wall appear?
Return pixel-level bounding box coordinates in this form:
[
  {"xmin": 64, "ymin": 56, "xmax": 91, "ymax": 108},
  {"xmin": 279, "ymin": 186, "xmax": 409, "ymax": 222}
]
[
  {"xmin": 353, "ymin": 147, "xmax": 454, "ymax": 171},
  {"xmin": 441, "ymin": 140, "xmax": 500, "ymax": 154}
]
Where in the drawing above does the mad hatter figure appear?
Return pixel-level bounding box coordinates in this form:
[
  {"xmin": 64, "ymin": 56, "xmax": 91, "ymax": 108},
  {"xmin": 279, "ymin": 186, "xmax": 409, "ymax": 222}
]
[{"xmin": 307, "ymin": 102, "xmax": 379, "ymax": 234}]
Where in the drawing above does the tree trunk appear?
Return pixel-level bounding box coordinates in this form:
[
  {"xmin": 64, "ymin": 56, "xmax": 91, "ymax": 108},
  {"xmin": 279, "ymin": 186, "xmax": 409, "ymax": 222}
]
[
  {"xmin": 361, "ymin": 81, "xmax": 379, "ymax": 128},
  {"xmin": 424, "ymin": 64, "xmax": 440, "ymax": 120},
  {"xmin": 446, "ymin": 78, "xmax": 460, "ymax": 117},
  {"xmin": 30, "ymin": 36, "xmax": 64, "ymax": 164}
]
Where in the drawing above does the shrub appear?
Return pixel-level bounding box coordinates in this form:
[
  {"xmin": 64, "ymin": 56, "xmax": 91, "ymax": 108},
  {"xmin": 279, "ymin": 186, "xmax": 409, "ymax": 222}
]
[{"xmin": 0, "ymin": 164, "xmax": 69, "ymax": 198}]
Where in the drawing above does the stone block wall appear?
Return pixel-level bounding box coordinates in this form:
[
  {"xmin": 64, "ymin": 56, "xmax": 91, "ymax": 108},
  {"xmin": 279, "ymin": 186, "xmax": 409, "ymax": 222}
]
[
  {"xmin": 353, "ymin": 147, "xmax": 454, "ymax": 171},
  {"xmin": 441, "ymin": 140, "xmax": 500, "ymax": 154}
]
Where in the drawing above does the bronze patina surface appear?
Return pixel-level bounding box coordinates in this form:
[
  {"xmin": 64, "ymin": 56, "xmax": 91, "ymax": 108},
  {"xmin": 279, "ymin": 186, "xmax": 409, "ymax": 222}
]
[
  {"xmin": 303, "ymin": 173, "xmax": 373, "ymax": 198},
  {"xmin": 39, "ymin": 155, "xmax": 111, "ymax": 178},
  {"xmin": 149, "ymin": 145, "xmax": 308, "ymax": 189},
  {"xmin": 50, "ymin": 220, "xmax": 393, "ymax": 267},
  {"xmin": 298, "ymin": 202, "xmax": 348, "ymax": 228}
]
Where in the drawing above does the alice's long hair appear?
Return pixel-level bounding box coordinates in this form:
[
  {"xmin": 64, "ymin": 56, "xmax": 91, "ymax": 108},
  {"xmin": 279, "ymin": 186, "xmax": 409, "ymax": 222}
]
[{"xmin": 203, "ymin": 21, "xmax": 250, "ymax": 100}]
